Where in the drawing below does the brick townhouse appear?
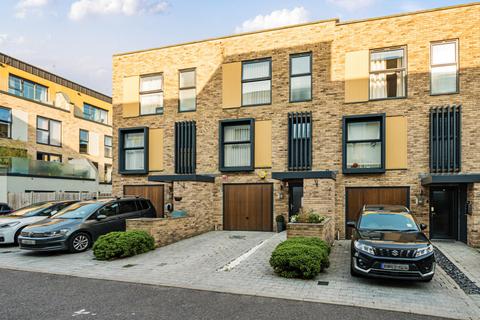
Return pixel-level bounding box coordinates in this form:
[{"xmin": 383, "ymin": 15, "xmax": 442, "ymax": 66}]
[{"xmin": 112, "ymin": 3, "xmax": 480, "ymax": 246}]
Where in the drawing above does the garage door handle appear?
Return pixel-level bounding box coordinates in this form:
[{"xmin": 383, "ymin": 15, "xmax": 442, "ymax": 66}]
[{"xmin": 246, "ymin": 217, "xmax": 249, "ymax": 220}]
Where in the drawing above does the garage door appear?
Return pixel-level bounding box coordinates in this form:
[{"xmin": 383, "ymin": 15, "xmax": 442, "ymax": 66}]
[
  {"xmin": 124, "ymin": 185, "xmax": 164, "ymax": 218},
  {"xmin": 223, "ymin": 184, "xmax": 273, "ymax": 231},
  {"xmin": 346, "ymin": 187, "xmax": 409, "ymax": 238}
]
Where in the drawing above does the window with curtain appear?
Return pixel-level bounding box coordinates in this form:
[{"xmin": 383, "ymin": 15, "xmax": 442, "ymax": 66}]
[
  {"xmin": 179, "ymin": 69, "xmax": 196, "ymax": 112},
  {"xmin": 220, "ymin": 120, "xmax": 254, "ymax": 171},
  {"xmin": 104, "ymin": 135, "xmax": 112, "ymax": 158},
  {"xmin": 369, "ymin": 48, "xmax": 406, "ymax": 100},
  {"xmin": 140, "ymin": 74, "xmax": 163, "ymax": 115},
  {"xmin": 431, "ymin": 40, "xmax": 458, "ymax": 95},
  {"xmin": 290, "ymin": 53, "xmax": 312, "ymax": 102},
  {"xmin": 79, "ymin": 129, "xmax": 89, "ymax": 154},
  {"xmin": 343, "ymin": 115, "xmax": 385, "ymax": 173},
  {"xmin": 242, "ymin": 59, "xmax": 271, "ymax": 106},
  {"xmin": 83, "ymin": 103, "xmax": 109, "ymax": 124},
  {"xmin": 0, "ymin": 107, "xmax": 12, "ymax": 138},
  {"xmin": 9, "ymin": 75, "xmax": 47, "ymax": 102},
  {"xmin": 37, "ymin": 116, "xmax": 61, "ymax": 147},
  {"xmin": 118, "ymin": 127, "xmax": 148, "ymax": 174}
]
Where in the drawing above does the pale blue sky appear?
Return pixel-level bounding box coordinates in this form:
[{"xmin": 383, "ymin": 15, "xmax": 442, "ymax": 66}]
[{"xmin": 0, "ymin": 0, "xmax": 471, "ymax": 95}]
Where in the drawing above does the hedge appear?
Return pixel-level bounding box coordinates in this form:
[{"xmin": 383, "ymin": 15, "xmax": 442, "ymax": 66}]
[
  {"xmin": 270, "ymin": 237, "xmax": 330, "ymax": 279},
  {"xmin": 93, "ymin": 230, "xmax": 155, "ymax": 261}
]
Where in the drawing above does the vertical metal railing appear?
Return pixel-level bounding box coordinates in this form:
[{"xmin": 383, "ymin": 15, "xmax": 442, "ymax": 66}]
[
  {"xmin": 175, "ymin": 121, "xmax": 196, "ymax": 174},
  {"xmin": 430, "ymin": 105, "xmax": 461, "ymax": 173},
  {"xmin": 288, "ymin": 112, "xmax": 312, "ymax": 171}
]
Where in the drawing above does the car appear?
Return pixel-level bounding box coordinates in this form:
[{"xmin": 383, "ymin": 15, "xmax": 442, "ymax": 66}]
[
  {"xmin": 0, "ymin": 201, "xmax": 78, "ymax": 245},
  {"xmin": 0, "ymin": 203, "xmax": 13, "ymax": 215},
  {"xmin": 18, "ymin": 197, "xmax": 156, "ymax": 253},
  {"xmin": 347, "ymin": 205, "xmax": 435, "ymax": 282}
]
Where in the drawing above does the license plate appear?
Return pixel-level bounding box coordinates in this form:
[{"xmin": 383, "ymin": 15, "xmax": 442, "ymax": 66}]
[
  {"xmin": 381, "ymin": 263, "xmax": 409, "ymax": 271},
  {"xmin": 21, "ymin": 239, "xmax": 36, "ymax": 245}
]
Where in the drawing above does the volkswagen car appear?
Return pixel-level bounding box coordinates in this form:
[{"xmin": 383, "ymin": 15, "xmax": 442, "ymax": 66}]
[{"xmin": 347, "ymin": 205, "xmax": 435, "ymax": 281}]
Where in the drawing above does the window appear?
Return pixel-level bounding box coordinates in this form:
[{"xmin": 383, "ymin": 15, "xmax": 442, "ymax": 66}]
[
  {"xmin": 343, "ymin": 114, "xmax": 385, "ymax": 173},
  {"xmin": 219, "ymin": 119, "xmax": 254, "ymax": 171},
  {"xmin": 119, "ymin": 127, "xmax": 148, "ymax": 174},
  {"xmin": 431, "ymin": 40, "xmax": 458, "ymax": 95},
  {"xmin": 119, "ymin": 201, "xmax": 138, "ymax": 214},
  {"xmin": 9, "ymin": 75, "xmax": 47, "ymax": 102},
  {"xmin": 290, "ymin": 53, "xmax": 312, "ymax": 102},
  {"xmin": 96, "ymin": 203, "xmax": 119, "ymax": 218},
  {"xmin": 37, "ymin": 152, "xmax": 62, "ymax": 162},
  {"xmin": 369, "ymin": 48, "xmax": 406, "ymax": 100},
  {"xmin": 36, "ymin": 117, "xmax": 61, "ymax": 146},
  {"xmin": 79, "ymin": 129, "xmax": 89, "ymax": 154},
  {"xmin": 104, "ymin": 135, "xmax": 113, "ymax": 158},
  {"xmin": 104, "ymin": 164, "xmax": 112, "ymax": 183},
  {"xmin": 0, "ymin": 107, "xmax": 12, "ymax": 138},
  {"xmin": 83, "ymin": 103, "xmax": 109, "ymax": 124},
  {"xmin": 242, "ymin": 59, "xmax": 271, "ymax": 106},
  {"xmin": 175, "ymin": 121, "xmax": 196, "ymax": 174},
  {"xmin": 179, "ymin": 69, "xmax": 196, "ymax": 112},
  {"xmin": 288, "ymin": 112, "xmax": 312, "ymax": 170},
  {"xmin": 140, "ymin": 74, "xmax": 163, "ymax": 115},
  {"xmin": 430, "ymin": 105, "xmax": 461, "ymax": 173}
]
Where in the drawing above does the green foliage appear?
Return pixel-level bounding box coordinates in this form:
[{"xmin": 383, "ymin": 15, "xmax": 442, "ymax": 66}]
[
  {"xmin": 93, "ymin": 231, "xmax": 155, "ymax": 261},
  {"xmin": 292, "ymin": 209, "xmax": 325, "ymax": 224},
  {"xmin": 307, "ymin": 213, "xmax": 324, "ymax": 224},
  {"xmin": 270, "ymin": 237, "xmax": 330, "ymax": 279},
  {"xmin": 0, "ymin": 147, "xmax": 28, "ymax": 166}
]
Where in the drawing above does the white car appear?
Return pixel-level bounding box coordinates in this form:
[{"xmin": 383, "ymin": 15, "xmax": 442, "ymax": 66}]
[{"xmin": 0, "ymin": 201, "xmax": 77, "ymax": 244}]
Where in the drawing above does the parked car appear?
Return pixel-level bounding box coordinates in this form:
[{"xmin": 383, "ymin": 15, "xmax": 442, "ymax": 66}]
[
  {"xmin": 19, "ymin": 197, "xmax": 156, "ymax": 253},
  {"xmin": 347, "ymin": 205, "xmax": 435, "ymax": 282},
  {"xmin": 0, "ymin": 203, "xmax": 13, "ymax": 215},
  {"xmin": 0, "ymin": 201, "xmax": 78, "ymax": 245}
]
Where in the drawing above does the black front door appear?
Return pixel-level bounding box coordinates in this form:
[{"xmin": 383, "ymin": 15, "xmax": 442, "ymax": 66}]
[
  {"xmin": 430, "ymin": 187, "xmax": 458, "ymax": 239},
  {"xmin": 289, "ymin": 181, "xmax": 303, "ymax": 218}
]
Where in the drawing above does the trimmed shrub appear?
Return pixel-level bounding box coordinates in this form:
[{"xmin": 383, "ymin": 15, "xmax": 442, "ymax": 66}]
[
  {"xmin": 93, "ymin": 231, "xmax": 155, "ymax": 261},
  {"xmin": 270, "ymin": 237, "xmax": 330, "ymax": 279}
]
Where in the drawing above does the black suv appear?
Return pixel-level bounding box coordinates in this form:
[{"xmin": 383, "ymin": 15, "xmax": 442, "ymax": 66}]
[
  {"xmin": 18, "ymin": 197, "xmax": 156, "ymax": 253},
  {"xmin": 348, "ymin": 205, "xmax": 435, "ymax": 281}
]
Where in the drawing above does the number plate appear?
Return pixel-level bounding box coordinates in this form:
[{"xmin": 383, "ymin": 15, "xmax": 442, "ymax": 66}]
[
  {"xmin": 21, "ymin": 239, "xmax": 36, "ymax": 245},
  {"xmin": 381, "ymin": 263, "xmax": 409, "ymax": 271}
]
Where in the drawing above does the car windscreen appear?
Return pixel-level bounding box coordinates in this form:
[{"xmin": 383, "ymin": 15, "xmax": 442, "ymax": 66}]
[
  {"xmin": 359, "ymin": 213, "xmax": 419, "ymax": 231},
  {"xmin": 52, "ymin": 202, "xmax": 103, "ymax": 219},
  {"xmin": 8, "ymin": 202, "xmax": 54, "ymax": 217}
]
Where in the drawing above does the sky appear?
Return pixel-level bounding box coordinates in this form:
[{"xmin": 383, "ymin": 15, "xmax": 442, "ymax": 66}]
[{"xmin": 0, "ymin": 0, "xmax": 472, "ymax": 96}]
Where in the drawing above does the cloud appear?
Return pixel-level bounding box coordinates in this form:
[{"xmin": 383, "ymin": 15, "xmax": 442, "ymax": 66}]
[
  {"xmin": 326, "ymin": 0, "xmax": 375, "ymax": 11},
  {"xmin": 235, "ymin": 7, "xmax": 309, "ymax": 33},
  {"xmin": 69, "ymin": 0, "xmax": 168, "ymax": 21},
  {"xmin": 15, "ymin": 0, "xmax": 50, "ymax": 18},
  {"xmin": 0, "ymin": 34, "xmax": 26, "ymax": 46}
]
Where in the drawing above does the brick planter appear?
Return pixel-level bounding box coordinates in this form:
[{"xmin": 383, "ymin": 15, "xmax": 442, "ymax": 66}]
[{"xmin": 287, "ymin": 217, "xmax": 335, "ymax": 245}]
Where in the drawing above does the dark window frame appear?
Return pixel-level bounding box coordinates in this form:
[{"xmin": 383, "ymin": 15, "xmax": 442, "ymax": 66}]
[
  {"xmin": 342, "ymin": 114, "xmax": 386, "ymax": 174},
  {"xmin": 139, "ymin": 73, "xmax": 164, "ymax": 116},
  {"xmin": 219, "ymin": 118, "xmax": 255, "ymax": 172},
  {"xmin": 8, "ymin": 74, "xmax": 48, "ymax": 103},
  {"xmin": 0, "ymin": 106, "xmax": 12, "ymax": 139},
  {"xmin": 83, "ymin": 103, "xmax": 109, "ymax": 124},
  {"xmin": 178, "ymin": 68, "xmax": 197, "ymax": 113},
  {"xmin": 288, "ymin": 112, "xmax": 312, "ymax": 171},
  {"xmin": 118, "ymin": 127, "xmax": 149, "ymax": 175},
  {"xmin": 241, "ymin": 58, "xmax": 272, "ymax": 107},
  {"xmin": 430, "ymin": 39, "xmax": 459, "ymax": 96},
  {"xmin": 104, "ymin": 135, "xmax": 113, "ymax": 158},
  {"xmin": 36, "ymin": 152, "xmax": 62, "ymax": 162},
  {"xmin": 289, "ymin": 52, "xmax": 312, "ymax": 103},
  {"xmin": 36, "ymin": 116, "xmax": 62, "ymax": 147},
  {"xmin": 430, "ymin": 105, "xmax": 461, "ymax": 173},
  {"xmin": 79, "ymin": 129, "xmax": 89, "ymax": 154},
  {"xmin": 175, "ymin": 121, "xmax": 196, "ymax": 174}
]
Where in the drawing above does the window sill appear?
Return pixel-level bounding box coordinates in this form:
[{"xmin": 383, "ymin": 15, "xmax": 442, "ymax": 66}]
[
  {"xmin": 289, "ymin": 99, "xmax": 312, "ymax": 103},
  {"xmin": 369, "ymin": 96, "xmax": 407, "ymax": 102},
  {"xmin": 119, "ymin": 170, "xmax": 148, "ymax": 175},
  {"xmin": 139, "ymin": 113, "xmax": 164, "ymax": 117},
  {"xmin": 430, "ymin": 91, "xmax": 459, "ymax": 96},
  {"xmin": 343, "ymin": 168, "xmax": 385, "ymax": 174},
  {"xmin": 37, "ymin": 142, "xmax": 62, "ymax": 148},
  {"xmin": 241, "ymin": 103, "xmax": 271, "ymax": 108},
  {"xmin": 177, "ymin": 109, "xmax": 197, "ymax": 113},
  {"xmin": 220, "ymin": 167, "xmax": 255, "ymax": 172}
]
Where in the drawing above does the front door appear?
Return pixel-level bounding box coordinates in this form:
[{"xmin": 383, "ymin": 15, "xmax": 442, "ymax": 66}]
[
  {"xmin": 289, "ymin": 181, "xmax": 303, "ymax": 218},
  {"xmin": 430, "ymin": 187, "xmax": 458, "ymax": 239}
]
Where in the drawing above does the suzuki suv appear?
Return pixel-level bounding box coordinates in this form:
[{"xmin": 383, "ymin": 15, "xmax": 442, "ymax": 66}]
[{"xmin": 347, "ymin": 205, "xmax": 435, "ymax": 282}]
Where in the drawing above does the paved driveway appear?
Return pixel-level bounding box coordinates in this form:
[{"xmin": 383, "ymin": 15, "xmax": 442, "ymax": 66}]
[{"xmin": 0, "ymin": 231, "xmax": 479, "ymax": 320}]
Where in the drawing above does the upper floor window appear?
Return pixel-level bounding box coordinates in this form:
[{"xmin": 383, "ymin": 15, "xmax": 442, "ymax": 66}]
[
  {"xmin": 119, "ymin": 127, "xmax": 148, "ymax": 174},
  {"xmin": 37, "ymin": 152, "xmax": 62, "ymax": 162},
  {"xmin": 220, "ymin": 119, "xmax": 254, "ymax": 171},
  {"xmin": 175, "ymin": 121, "xmax": 196, "ymax": 174},
  {"xmin": 140, "ymin": 74, "xmax": 163, "ymax": 115},
  {"xmin": 37, "ymin": 116, "xmax": 61, "ymax": 147},
  {"xmin": 369, "ymin": 48, "xmax": 406, "ymax": 100},
  {"xmin": 288, "ymin": 112, "xmax": 312, "ymax": 170},
  {"xmin": 0, "ymin": 107, "xmax": 12, "ymax": 138},
  {"xmin": 9, "ymin": 75, "xmax": 47, "ymax": 103},
  {"xmin": 104, "ymin": 164, "xmax": 112, "ymax": 183},
  {"xmin": 79, "ymin": 129, "xmax": 89, "ymax": 154},
  {"xmin": 83, "ymin": 103, "xmax": 109, "ymax": 124},
  {"xmin": 343, "ymin": 114, "xmax": 385, "ymax": 174},
  {"xmin": 431, "ymin": 40, "xmax": 458, "ymax": 95},
  {"xmin": 290, "ymin": 53, "xmax": 312, "ymax": 102},
  {"xmin": 104, "ymin": 135, "xmax": 113, "ymax": 158},
  {"xmin": 242, "ymin": 59, "xmax": 271, "ymax": 106},
  {"xmin": 179, "ymin": 69, "xmax": 196, "ymax": 112}
]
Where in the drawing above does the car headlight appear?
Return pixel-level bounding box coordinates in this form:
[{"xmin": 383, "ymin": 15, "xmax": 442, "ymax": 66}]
[
  {"xmin": 44, "ymin": 229, "xmax": 70, "ymax": 237},
  {"xmin": 0, "ymin": 221, "xmax": 21, "ymax": 228},
  {"xmin": 415, "ymin": 245, "xmax": 434, "ymax": 257},
  {"xmin": 354, "ymin": 241, "xmax": 375, "ymax": 255}
]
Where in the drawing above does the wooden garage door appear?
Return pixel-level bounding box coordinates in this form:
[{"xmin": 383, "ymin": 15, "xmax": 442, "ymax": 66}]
[
  {"xmin": 346, "ymin": 187, "xmax": 409, "ymax": 238},
  {"xmin": 124, "ymin": 185, "xmax": 164, "ymax": 218},
  {"xmin": 224, "ymin": 184, "xmax": 273, "ymax": 231}
]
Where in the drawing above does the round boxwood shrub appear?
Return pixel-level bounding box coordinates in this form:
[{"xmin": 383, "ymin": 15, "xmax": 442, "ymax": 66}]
[
  {"xmin": 93, "ymin": 230, "xmax": 155, "ymax": 261},
  {"xmin": 270, "ymin": 237, "xmax": 330, "ymax": 279}
]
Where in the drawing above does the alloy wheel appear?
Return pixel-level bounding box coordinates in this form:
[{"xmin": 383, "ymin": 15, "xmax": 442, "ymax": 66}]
[{"xmin": 72, "ymin": 234, "xmax": 89, "ymax": 251}]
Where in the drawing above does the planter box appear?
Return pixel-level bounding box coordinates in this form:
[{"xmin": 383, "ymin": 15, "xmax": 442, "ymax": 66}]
[{"xmin": 287, "ymin": 217, "xmax": 334, "ymax": 245}]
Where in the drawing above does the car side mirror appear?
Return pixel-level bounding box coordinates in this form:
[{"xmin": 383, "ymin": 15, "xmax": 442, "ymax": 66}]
[
  {"xmin": 96, "ymin": 214, "xmax": 107, "ymax": 220},
  {"xmin": 419, "ymin": 223, "xmax": 427, "ymax": 230},
  {"xmin": 346, "ymin": 221, "xmax": 356, "ymax": 228}
]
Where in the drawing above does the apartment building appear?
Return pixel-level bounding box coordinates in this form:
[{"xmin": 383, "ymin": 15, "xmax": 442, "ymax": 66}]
[
  {"xmin": 112, "ymin": 3, "xmax": 480, "ymax": 246},
  {"xmin": 0, "ymin": 53, "xmax": 113, "ymax": 200}
]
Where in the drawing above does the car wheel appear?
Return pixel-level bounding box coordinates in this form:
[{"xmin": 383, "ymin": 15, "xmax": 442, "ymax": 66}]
[{"xmin": 68, "ymin": 232, "xmax": 91, "ymax": 253}]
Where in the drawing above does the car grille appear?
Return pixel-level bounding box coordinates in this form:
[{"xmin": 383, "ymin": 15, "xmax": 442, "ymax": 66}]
[
  {"xmin": 20, "ymin": 231, "xmax": 49, "ymax": 238},
  {"xmin": 374, "ymin": 247, "xmax": 416, "ymax": 258}
]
